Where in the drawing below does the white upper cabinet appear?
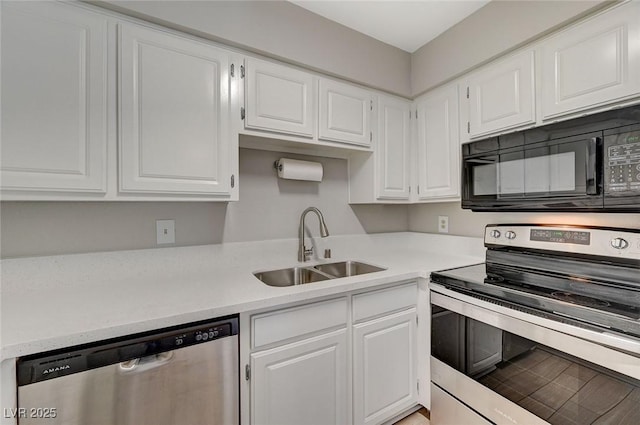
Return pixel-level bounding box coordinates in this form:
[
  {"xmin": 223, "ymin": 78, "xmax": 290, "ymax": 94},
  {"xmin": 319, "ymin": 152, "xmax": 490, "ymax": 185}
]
[
  {"xmin": 245, "ymin": 58, "xmax": 315, "ymax": 137},
  {"xmin": 466, "ymin": 50, "xmax": 536, "ymax": 139},
  {"xmin": 119, "ymin": 23, "xmax": 232, "ymax": 196},
  {"xmin": 377, "ymin": 96, "xmax": 411, "ymax": 200},
  {"xmin": 540, "ymin": 1, "xmax": 640, "ymax": 119},
  {"xmin": 415, "ymin": 84, "xmax": 460, "ymax": 201},
  {"xmin": 319, "ymin": 79, "xmax": 372, "ymax": 146},
  {"xmin": 1, "ymin": 1, "xmax": 108, "ymax": 194}
]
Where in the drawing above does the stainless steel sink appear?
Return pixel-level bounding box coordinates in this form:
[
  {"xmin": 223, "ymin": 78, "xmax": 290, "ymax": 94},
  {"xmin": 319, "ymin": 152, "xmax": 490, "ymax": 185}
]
[
  {"xmin": 313, "ymin": 261, "xmax": 386, "ymax": 278},
  {"xmin": 253, "ymin": 266, "xmax": 331, "ymax": 287},
  {"xmin": 254, "ymin": 261, "xmax": 386, "ymax": 287}
]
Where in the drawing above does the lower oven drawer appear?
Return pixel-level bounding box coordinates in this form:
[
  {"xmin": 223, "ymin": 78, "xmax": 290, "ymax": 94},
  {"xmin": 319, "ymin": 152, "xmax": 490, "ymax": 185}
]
[
  {"xmin": 430, "ymin": 287, "xmax": 640, "ymax": 425},
  {"xmin": 431, "ymin": 383, "xmax": 492, "ymax": 425}
]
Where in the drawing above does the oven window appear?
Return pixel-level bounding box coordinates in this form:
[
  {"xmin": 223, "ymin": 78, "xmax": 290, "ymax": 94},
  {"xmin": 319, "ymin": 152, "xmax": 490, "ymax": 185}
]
[{"xmin": 432, "ymin": 305, "xmax": 640, "ymax": 424}]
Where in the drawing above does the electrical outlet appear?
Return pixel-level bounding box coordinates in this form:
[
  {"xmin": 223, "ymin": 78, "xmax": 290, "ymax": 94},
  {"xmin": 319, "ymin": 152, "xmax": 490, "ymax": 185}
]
[
  {"xmin": 438, "ymin": 216, "xmax": 449, "ymax": 233},
  {"xmin": 156, "ymin": 219, "xmax": 175, "ymax": 245}
]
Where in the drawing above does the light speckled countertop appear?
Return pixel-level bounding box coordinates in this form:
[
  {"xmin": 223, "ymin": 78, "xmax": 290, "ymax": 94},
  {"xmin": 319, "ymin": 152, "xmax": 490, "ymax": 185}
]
[{"xmin": 1, "ymin": 232, "xmax": 484, "ymax": 360}]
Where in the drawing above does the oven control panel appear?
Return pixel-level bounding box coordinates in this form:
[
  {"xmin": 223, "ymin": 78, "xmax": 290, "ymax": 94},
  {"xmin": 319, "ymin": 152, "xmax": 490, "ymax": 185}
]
[{"xmin": 485, "ymin": 225, "xmax": 640, "ymax": 259}]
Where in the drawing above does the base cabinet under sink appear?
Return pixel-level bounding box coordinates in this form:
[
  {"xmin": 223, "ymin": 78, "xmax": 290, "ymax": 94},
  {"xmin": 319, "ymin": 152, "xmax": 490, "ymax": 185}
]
[{"xmin": 248, "ymin": 281, "xmax": 418, "ymax": 425}]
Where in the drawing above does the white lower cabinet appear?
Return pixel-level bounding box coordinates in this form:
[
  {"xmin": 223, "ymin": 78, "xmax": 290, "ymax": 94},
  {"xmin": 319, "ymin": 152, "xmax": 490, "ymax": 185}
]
[
  {"xmin": 249, "ymin": 283, "xmax": 418, "ymax": 425},
  {"xmin": 353, "ymin": 308, "xmax": 417, "ymax": 425},
  {"xmin": 251, "ymin": 329, "xmax": 349, "ymax": 425}
]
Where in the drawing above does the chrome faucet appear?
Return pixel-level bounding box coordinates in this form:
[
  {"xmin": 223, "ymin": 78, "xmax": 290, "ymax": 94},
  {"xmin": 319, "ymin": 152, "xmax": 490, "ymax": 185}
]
[{"xmin": 298, "ymin": 207, "xmax": 329, "ymax": 262}]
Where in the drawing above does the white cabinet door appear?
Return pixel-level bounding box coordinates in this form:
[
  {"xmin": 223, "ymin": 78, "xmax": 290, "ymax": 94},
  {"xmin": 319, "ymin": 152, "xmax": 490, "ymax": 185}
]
[
  {"xmin": 540, "ymin": 2, "xmax": 640, "ymax": 119},
  {"xmin": 466, "ymin": 319, "xmax": 503, "ymax": 376},
  {"xmin": 1, "ymin": 1, "xmax": 107, "ymax": 193},
  {"xmin": 466, "ymin": 50, "xmax": 535, "ymax": 138},
  {"xmin": 245, "ymin": 58, "xmax": 315, "ymax": 137},
  {"xmin": 119, "ymin": 23, "xmax": 231, "ymax": 196},
  {"xmin": 416, "ymin": 84, "xmax": 460, "ymax": 201},
  {"xmin": 377, "ymin": 96, "xmax": 411, "ymax": 200},
  {"xmin": 319, "ymin": 79, "xmax": 372, "ymax": 146},
  {"xmin": 353, "ymin": 309, "xmax": 417, "ymax": 425},
  {"xmin": 251, "ymin": 329, "xmax": 348, "ymax": 425}
]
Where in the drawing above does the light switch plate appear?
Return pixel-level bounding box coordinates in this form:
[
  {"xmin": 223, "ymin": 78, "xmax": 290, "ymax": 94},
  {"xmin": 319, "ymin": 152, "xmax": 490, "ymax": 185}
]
[
  {"xmin": 156, "ymin": 219, "xmax": 175, "ymax": 244},
  {"xmin": 438, "ymin": 216, "xmax": 449, "ymax": 233}
]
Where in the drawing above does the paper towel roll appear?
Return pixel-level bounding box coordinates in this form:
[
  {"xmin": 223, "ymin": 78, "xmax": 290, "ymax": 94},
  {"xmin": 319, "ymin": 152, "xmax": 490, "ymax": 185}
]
[{"xmin": 275, "ymin": 158, "xmax": 323, "ymax": 182}]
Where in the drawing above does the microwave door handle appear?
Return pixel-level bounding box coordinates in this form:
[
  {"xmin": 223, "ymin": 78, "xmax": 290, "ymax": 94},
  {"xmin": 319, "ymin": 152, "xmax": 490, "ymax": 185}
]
[{"xmin": 585, "ymin": 137, "xmax": 600, "ymax": 195}]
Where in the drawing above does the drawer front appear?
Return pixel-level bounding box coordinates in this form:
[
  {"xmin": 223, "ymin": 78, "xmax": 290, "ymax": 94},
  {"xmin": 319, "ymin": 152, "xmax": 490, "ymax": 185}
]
[
  {"xmin": 252, "ymin": 297, "xmax": 347, "ymax": 348},
  {"xmin": 353, "ymin": 282, "xmax": 417, "ymax": 323}
]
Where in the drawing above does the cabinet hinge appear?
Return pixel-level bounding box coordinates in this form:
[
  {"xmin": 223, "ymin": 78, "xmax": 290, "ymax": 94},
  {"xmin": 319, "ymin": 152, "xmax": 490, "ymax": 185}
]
[
  {"xmin": 415, "ymin": 110, "xmax": 418, "ymax": 119},
  {"xmin": 467, "ymin": 121, "xmax": 470, "ymax": 133},
  {"xmin": 231, "ymin": 174, "xmax": 235, "ymax": 189},
  {"xmin": 417, "ymin": 186, "xmax": 420, "ymax": 195},
  {"xmin": 241, "ymin": 107, "xmax": 245, "ymax": 120},
  {"xmin": 370, "ymin": 132, "xmax": 372, "ymax": 142},
  {"xmin": 370, "ymin": 100, "xmax": 373, "ymax": 111},
  {"xmin": 230, "ymin": 64, "xmax": 235, "ymax": 78},
  {"xmin": 416, "ymin": 315, "xmax": 419, "ymax": 325},
  {"xmin": 240, "ymin": 65, "xmax": 245, "ymax": 78},
  {"xmin": 409, "ymin": 110, "xmax": 411, "ymax": 119},
  {"xmin": 466, "ymin": 86, "xmax": 470, "ymax": 99},
  {"xmin": 245, "ymin": 364, "xmax": 251, "ymax": 381},
  {"xmin": 409, "ymin": 186, "xmax": 411, "ymax": 193},
  {"xmin": 417, "ymin": 379, "xmax": 420, "ymax": 394}
]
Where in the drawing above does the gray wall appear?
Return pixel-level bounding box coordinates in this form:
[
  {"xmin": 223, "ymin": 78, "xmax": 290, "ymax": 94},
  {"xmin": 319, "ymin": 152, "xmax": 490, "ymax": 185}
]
[
  {"xmin": 411, "ymin": 0, "xmax": 609, "ymax": 95},
  {"xmin": 0, "ymin": 149, "xmax": 409, "ymax": 258},
  {"xmin": 409, "ymin": 202, "xmax": 640, "ymax": 238},
  {"xmin": 92, "ymin": 0, "xmax": 412, "ymax": 97}
]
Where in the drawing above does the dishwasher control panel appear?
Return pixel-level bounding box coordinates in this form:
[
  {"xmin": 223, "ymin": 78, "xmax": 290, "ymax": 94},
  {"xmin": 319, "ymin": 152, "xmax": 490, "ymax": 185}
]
[{"xmin": 17, "ymin": 315, "xmax": 239, "ymax": 385}]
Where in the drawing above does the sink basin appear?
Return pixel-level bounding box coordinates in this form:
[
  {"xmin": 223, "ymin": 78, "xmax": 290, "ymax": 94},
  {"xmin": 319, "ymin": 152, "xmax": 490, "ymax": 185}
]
[
  {"xmin": 313, "ymin": 261, "xmax": 386, "ymax": 278},
  {"xmin": 253, "ymin": 261, "xmax": 386, "ymax": 287},
  {"xmin": 253, "ymin": 266, "xmax": 331, "ymax": 287}
]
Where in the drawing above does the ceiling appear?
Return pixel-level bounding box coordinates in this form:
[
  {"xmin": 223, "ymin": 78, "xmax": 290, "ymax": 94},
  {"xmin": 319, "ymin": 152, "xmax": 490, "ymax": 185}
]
[{"xmin": 289, "ymin": 0, "xmax": 490, "ymax": 53}]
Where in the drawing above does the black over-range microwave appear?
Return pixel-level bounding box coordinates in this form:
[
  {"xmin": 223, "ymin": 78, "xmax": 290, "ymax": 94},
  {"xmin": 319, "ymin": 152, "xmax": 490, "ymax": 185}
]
[{"xmin": 461, "ymin": 105, "xmax": 640, "ymax": 212}]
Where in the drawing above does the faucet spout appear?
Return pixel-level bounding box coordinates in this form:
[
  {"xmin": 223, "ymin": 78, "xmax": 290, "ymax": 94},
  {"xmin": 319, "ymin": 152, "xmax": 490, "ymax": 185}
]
[{"xmin": 298, "ymin": 207, "xmax": 330, "ymax": 262}]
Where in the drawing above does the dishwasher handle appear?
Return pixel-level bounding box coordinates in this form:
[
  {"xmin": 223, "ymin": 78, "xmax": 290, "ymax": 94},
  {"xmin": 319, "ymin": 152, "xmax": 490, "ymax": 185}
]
[{"xmin": 119, "ymin": 351, "xmax": 174, "ymax": 373}]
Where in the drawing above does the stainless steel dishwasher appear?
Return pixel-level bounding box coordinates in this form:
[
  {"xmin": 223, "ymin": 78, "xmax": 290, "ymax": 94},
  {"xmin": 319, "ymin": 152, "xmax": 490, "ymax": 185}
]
[{"xmin": 16, "ymin": 316, "xmax": 239, "ymax": 425}]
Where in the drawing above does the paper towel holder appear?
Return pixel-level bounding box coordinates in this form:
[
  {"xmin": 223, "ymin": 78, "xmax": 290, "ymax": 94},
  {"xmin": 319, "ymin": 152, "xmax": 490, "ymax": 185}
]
[{"xmin": 274, "ymin": 158, "xmax": 323, "ymax": 182}]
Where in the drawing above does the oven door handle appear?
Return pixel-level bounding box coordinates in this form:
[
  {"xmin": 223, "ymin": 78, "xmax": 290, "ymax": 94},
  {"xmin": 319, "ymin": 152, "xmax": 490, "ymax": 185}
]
[{"xmin": 586, "ymin": 136, "xmax": 601, "ymax": 195}]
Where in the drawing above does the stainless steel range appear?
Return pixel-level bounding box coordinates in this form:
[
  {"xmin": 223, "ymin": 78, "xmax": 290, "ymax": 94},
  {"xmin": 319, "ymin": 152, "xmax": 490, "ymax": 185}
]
[{"xmin": 429, "ymin": 224, "xmax": 640, "ymax": 425}]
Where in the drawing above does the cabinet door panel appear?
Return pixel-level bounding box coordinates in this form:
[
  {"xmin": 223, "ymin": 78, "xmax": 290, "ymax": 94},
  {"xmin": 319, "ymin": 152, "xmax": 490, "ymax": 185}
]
[
  {"xmin": 353, "ymin": 309, "xmax": 417, "ymax": 425},
  {"xmin": 119, "ymin": 23, "xmax": 230, "ymax": 195},
  {"xmin": 377, "ymin": 96, "xmax": 411, "ymax": 200},
  {"xmin": 245, "ymin": 59, "xmax": 315, "ymax": 137},
  {"xmin": 467, "ymin": 50, "xmax": 535, "ymax": 138},
  {"xmin": 541, "ymin": 2, "xmax": 640, "ymax": 118},
  {"xmin": 251, "ymin": 329, "xmax": 348, "ymax": 425},
  {"xmin": 1, "ymin": 2, "xmax": 107, "ymax": 192},
  {"xmin": 319, "ymin": 79, "xmax": 371, "ymax": 146},
  {"xmin": 416, "ymin": 84, "xmax": 460, "ymax": 200}
]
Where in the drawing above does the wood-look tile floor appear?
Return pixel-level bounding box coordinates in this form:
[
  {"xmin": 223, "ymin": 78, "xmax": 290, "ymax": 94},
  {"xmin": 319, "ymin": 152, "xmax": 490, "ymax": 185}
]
[{"xmin": 393, "ymin": 408, "xmax": 430, "ymax": 425}]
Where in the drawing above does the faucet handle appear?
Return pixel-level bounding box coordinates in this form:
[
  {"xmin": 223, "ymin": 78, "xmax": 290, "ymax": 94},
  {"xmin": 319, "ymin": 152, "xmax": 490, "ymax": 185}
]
[{"xmin": 303, "ymin": 246, "xmax": 314, "ymax": 261}]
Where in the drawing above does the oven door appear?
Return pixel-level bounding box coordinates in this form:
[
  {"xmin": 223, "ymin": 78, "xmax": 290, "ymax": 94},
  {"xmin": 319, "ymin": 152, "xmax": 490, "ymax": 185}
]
[
  {"xmin": 462, "ymin": 132, "xmax": 603, "ymax": 210},
  {"xmin": 430, "ymin": 286, "xmax": 640, "ymax": 425}
]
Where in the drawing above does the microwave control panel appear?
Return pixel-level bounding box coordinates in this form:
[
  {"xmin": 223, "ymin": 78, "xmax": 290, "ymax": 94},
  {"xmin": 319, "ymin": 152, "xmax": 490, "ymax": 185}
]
[{"xmin": 604, "ymin": 131, "xmax": 640, "ymax": 194}]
